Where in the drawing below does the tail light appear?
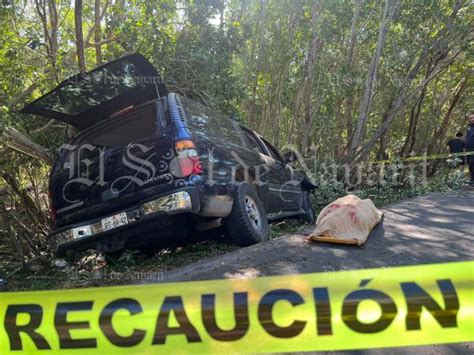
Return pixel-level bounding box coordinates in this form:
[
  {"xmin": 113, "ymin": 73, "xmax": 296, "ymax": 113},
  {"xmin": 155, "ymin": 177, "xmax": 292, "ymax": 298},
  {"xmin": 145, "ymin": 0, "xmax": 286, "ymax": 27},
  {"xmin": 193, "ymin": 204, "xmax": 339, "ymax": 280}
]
[
  {"xmin": 48, "ymin": 191, "xmax": 56, "ymax": 222},
  {"xmin": 174, "ymin": 140, "xmax": 203, "ymax": 177}
]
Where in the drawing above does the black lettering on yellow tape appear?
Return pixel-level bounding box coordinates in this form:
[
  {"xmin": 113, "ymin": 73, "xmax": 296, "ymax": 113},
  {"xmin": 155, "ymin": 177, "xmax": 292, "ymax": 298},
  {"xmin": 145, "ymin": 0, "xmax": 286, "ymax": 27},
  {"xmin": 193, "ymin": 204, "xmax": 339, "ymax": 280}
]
[
  {"xmin": 342, "ymin": 279, "xmax": 398, "ymax": 333},
  {"xmin": 152, "ymin": 296, "xmax": 201, "ymax": 344},
  {"xmin": 55, "ymin": 301, "xmax": 96, "ymax": 349},
  {"xmin": 0, "ymin": 261, "xmax": 472, "ymax": 353},
  {"xmin": 202, "ymin": 292, "xmax": 249, "ymax": 341},
  {"xmin": 5, "ymin": 304, "xmax": 51, "ymax": 351},
  {"xmin": 99, "ymin": 298, "xmax": 146, "ymax": 347},
  {"xmin": 401, "ymin": 279, "xmax": 459, "ymax": 330}
]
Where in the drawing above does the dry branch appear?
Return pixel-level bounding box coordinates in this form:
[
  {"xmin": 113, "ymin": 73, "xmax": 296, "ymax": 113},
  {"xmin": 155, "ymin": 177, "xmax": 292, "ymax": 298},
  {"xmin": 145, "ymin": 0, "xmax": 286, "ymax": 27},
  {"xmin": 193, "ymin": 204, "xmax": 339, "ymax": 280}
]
[{"xmin": 1, "ymin": 127, "xmax": 53, "ymax": 164}]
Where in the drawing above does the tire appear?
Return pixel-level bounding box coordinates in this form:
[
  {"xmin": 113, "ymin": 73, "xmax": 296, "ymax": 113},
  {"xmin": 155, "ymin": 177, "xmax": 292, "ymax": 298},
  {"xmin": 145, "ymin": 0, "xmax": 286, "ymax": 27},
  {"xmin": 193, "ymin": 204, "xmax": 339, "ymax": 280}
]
[
  {"xmin": 302, "ymin": 191, "xmax": 316, "ymax": 224},
  {"xmin": 224, "ymin": 183, "xmax": 270, "ymax": 246}
]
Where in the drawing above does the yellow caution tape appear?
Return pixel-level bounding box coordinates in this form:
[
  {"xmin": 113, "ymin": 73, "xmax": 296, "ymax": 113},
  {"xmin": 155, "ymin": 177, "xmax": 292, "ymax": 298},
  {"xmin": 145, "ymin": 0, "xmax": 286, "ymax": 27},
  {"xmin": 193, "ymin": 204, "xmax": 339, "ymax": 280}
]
[{"xmin": 0, "ymin": 261, "xmax": 473, "ymax": 354}]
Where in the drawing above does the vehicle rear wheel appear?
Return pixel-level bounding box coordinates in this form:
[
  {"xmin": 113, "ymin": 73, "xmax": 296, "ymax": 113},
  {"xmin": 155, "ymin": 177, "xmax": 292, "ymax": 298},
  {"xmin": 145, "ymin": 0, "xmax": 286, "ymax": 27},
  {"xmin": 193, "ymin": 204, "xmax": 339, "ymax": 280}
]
[
  {"xmin": 302, "ymin": 191, "xmax": 316, "ymax": 224},
  {"xmin": 224, "ymin": 183, "xmax": 269, "ymax": 246}
]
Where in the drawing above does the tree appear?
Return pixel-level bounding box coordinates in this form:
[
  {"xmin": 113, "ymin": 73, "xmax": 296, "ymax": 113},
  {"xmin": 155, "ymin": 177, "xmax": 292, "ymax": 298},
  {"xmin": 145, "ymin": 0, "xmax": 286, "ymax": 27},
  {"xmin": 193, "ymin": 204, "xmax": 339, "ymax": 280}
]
[
  {"xmin": 345, "ymin": 0, "xmax": 399, "ymax": 162},
  {"xmin": 341, "ymin": 0, "xmax": 363, "ymax": 152},
  {"xmin": 75, "ymin": 0, "xmax": 86, "ymax": 73},
  {"xmin": 356, "ymin": 0, "xmax": 470, "ymax": 161}
]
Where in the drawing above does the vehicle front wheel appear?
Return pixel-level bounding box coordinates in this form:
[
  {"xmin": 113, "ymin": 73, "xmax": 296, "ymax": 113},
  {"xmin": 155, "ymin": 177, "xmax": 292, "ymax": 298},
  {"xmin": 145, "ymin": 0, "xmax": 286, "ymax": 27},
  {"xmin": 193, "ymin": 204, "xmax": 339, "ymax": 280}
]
[
  {"xmin": 302, "ymin": 191, "xmax": 316, "ymax": 224},
  {"xmin": 224, "ymin": 183, "xmax": 269, "ymax": 246}
]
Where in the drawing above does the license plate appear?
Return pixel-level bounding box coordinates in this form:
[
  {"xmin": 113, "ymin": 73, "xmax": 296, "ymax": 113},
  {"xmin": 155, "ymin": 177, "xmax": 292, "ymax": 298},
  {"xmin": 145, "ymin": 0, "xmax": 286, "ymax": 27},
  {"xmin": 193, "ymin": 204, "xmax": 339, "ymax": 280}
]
[{"xmin": 101, "ymin": 212, "xmax": 128, "ymax": 232}]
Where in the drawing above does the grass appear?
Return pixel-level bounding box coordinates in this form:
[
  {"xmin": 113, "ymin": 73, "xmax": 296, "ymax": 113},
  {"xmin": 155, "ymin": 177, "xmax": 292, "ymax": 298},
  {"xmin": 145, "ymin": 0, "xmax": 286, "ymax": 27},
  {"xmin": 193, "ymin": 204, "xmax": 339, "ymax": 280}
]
[
  {"xmin": 3, "ymin": 239, "xmax": 239, "ymax": 291},
  {"xmin": 2, "ymin": 220, "xmax": 315, "ymax": 292}
]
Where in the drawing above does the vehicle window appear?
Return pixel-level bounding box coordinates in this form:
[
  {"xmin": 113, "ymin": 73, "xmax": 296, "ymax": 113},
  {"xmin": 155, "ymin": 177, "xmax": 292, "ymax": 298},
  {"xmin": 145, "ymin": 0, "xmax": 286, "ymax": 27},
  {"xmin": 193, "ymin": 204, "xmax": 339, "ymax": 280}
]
[
  {"xmin": 260, "ymin": 137, "xmax": 284, "ymax": 162},
  {"xmin": 81, "ymin": 103, "xmax": 157, "ymax": 147},
  {"xmin": 242, "ymin": 129, "xmax": 264, "ymax": 153},
  {"xmin": 27, "ymin": 59, "xmax": 144, "ymax": 115},
  {"xmin": 180, "ymin": 96, "xmax": 242, "ymax": 143}
]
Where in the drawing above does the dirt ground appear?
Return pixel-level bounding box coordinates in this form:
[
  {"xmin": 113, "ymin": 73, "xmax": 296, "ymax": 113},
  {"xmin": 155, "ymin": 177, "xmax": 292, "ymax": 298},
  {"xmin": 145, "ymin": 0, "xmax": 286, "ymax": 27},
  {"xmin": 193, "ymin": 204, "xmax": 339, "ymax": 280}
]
[{"xmin": 153, "ymin": 190, "xmax": 474, "ymax": 354}]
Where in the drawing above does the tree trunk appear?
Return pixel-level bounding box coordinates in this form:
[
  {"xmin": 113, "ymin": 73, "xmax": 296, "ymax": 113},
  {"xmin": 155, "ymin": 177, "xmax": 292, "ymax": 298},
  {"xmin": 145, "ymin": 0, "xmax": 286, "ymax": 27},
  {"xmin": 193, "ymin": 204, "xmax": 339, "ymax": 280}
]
[
  {"xmin": 219, "ymin": 1, "xmax": 224, "ymax": 30},
  {"xmin": 399, "ymin": 60, "xmax": 433, "ymax": 156},
  {"xmin": 75, "ymin": 0, "xmax": 86, "ymax": 73},
  {"xmin": 94, "ymin": 0, "xmax": 103, "ymax": 65},
  {"xmin": 34, "ymin": 0, "xmax": 60, "ymax": 82},
  {"xmin": 355, "ymin": 0, "xmax": 467, "ymax": 161},
  {"xmin": 356, "ymin": 48, "xmax": 462, "ymax": 161},
  {"xmin": 47, "ymin": 0, "xmax": 58, "ymax": 75},
  {"xmin": 341, "ymin": 0, "xmax": 362, "ymax": 155},
  {"xmin": 301, "ymin": 1, "xmax": 320, "ymax": 153},
  {"xmin": 345, "ymin": 0, "xmax": 398, "ymax": 162},
  {"xmin": 400, "ymin": 91, "xmax": 425, "ymax": 156},
  {"xmin": 246, "ymin": 0, "xmax": 266, "ymax": 129},
  {"xmin": 427, "ymin": 76, "xmax": 468, "ymax": 156},
  {"xmin": 2, "ymin": 127, "xmax": 53, "ymax": 164},
  {"xmin": 376, "ymin": 95, "xmax": 395, "ymax": 160}
]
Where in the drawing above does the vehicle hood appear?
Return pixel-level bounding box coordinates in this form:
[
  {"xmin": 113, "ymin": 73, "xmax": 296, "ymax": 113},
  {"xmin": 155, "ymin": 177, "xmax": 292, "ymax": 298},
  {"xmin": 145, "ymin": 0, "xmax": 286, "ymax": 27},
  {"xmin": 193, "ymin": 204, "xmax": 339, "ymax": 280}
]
[{"xmin": 20, "ymin": 54, "xmax": 167, "ymax": 130}]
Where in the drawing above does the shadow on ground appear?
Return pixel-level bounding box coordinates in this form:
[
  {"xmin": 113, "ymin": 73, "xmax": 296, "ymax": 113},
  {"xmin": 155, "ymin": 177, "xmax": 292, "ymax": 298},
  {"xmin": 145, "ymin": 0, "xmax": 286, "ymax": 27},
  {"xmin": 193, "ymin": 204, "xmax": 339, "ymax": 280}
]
[{"xmin": 157, "ymin": 190, "xmax": 473, "ymax": 282}]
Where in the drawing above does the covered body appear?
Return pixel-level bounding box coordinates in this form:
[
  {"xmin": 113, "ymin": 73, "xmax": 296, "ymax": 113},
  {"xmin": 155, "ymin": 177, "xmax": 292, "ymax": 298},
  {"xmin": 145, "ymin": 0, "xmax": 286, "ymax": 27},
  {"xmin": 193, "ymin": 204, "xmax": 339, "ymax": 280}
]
[{"xmin": 310, "ymin": 194, "xmax": 382, "ymax": 245}]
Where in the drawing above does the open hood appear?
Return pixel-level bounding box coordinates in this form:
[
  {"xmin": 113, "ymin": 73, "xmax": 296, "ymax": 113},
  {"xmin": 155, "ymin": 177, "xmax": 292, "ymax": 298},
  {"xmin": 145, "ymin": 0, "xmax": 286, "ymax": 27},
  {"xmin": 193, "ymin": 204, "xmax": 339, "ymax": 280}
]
[{"xmin": 21, "ymin": 54, "xmax": 167, "ymax": 130}]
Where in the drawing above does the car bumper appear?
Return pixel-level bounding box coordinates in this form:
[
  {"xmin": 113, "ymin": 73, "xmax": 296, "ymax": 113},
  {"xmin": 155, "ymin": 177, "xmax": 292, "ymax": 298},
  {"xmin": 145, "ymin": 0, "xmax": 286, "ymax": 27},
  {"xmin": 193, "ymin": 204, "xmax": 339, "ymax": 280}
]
[{"xmin": 49, "ymin": 188, "xmax": 201, "ymax": 254}]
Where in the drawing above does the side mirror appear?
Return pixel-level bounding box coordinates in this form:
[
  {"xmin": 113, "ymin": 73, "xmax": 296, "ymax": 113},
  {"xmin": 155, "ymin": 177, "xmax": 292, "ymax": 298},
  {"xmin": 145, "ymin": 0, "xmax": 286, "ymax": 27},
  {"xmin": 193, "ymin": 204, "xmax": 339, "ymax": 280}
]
[
  {"xmin": 301, "ymin": 176, "xmax": 318, "ymax": 191},
  {"xmin": 284, "ymin": 151, "xmax": 297, "ymax": 164}
]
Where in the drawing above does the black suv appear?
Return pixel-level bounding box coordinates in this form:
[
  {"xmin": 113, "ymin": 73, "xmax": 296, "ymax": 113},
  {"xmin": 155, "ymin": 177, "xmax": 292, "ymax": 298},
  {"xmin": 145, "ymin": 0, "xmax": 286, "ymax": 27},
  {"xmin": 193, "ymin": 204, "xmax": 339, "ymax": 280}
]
[{"xmin": 22, "ymin": 54, "xmax": 315, "ymax": 255}]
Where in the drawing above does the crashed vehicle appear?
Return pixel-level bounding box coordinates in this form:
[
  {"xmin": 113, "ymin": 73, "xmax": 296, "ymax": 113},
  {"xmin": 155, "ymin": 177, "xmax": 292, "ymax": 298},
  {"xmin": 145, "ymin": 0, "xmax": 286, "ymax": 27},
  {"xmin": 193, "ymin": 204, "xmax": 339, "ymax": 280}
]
[{"xmin": 22, "ymin": 54, "xmax": 316, "ymax": 255}]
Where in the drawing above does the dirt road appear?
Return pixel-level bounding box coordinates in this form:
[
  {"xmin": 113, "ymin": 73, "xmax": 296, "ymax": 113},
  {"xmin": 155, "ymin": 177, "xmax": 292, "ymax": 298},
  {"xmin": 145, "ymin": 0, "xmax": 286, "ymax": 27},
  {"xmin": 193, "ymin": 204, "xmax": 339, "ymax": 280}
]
[{"xmin": 158, "ymin": 190, "xmax": 473, "ymax": 354}]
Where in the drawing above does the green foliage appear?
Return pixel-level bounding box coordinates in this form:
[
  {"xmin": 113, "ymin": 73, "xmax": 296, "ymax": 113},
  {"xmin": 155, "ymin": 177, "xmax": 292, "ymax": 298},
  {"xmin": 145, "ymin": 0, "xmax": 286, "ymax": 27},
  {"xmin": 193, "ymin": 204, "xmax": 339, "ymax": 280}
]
[
  {"xmin": 311, "ymin": 161, "xmax": 465, "ymax": 211},
  {"xmin": 0, "ymin": 0, "xmax": 471, "ymax": 153}
]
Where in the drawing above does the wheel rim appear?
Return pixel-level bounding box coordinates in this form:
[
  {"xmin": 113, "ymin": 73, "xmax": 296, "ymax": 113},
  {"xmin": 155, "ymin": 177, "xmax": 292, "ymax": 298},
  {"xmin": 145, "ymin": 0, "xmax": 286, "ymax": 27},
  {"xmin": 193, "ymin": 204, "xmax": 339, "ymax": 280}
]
[{"xmin": 244, "ymin": 195, "xmax": 262, "ymax": 231}]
